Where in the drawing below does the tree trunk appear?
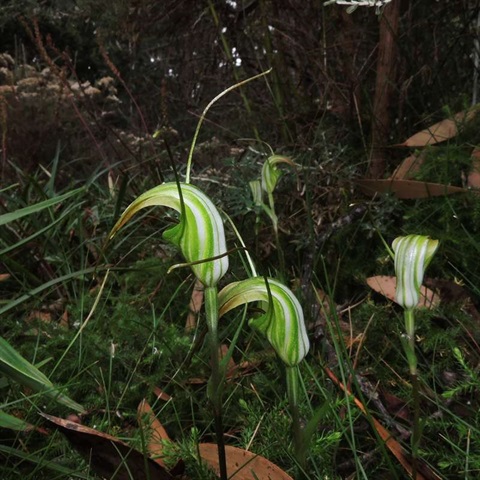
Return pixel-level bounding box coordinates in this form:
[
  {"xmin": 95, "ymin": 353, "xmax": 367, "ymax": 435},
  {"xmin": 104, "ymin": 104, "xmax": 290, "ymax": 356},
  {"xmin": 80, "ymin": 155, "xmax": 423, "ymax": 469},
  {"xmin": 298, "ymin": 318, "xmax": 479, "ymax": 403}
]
[{"xmin": 369, "ymin": 1, "xmax": 401, "ymax": 178}]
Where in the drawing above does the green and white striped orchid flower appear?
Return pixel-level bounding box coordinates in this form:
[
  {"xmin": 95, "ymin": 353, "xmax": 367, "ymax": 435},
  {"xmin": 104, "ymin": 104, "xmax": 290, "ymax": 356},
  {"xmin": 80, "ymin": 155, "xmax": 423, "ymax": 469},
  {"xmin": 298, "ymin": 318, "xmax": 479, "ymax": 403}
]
[
  {"xmin": 261, "ymin": 155, "xmax": 295, "ymax": 195},
  {"xmin": 109, "ymin": 182, "xmax": 229, "ymax": 287},
  {"xmin": 218, "ymin": 277, "xmax": 309, "ymax": 367},
  {"xmin": 392, "ymin": 234, "xmax": 439, "ymax": 311}
]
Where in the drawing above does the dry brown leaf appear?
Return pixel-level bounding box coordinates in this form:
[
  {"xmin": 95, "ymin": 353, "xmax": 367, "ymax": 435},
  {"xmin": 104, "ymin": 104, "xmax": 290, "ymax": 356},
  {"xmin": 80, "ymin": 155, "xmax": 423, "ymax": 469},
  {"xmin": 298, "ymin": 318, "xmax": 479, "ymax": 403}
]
[
  {"xmin": 219, "ymin": 344, "xmax": 237, "ymax": 377},
  {"xmin": 467, "ymin": 148, "xmax": 480, "ymax": 189},
  {"xmin": 0, "ymin": 273, "xmax": 11, "ymax": 282},
  {"xmin": 153, "ymin": 385, "xmax": 172, "ymax": 402},
  {"xmin": 398, "ymin": 107, "xmax": 479, "ymax": 147},
  {"xmin": 389, "ymin": 153, "xmax": 425, "ymax": 180},
  {"xmin": 59, "ymin": 309, "xmax": 69, "ymax": 329},
  {"xmin": 137, "ymin": 400, "xmax": 175, "ymax": 470},
  {"xmin": 355, "ymin": 179, "xmax": 467, "ymax": 199},
  {"xmin": 344, "ymin": 333, "xmax": 364, "ymax": 349},
  {"xmin": 198, "ymin": 443, "xmax": 293, "ymax": 480},
  {"xmin": 366, "ymin": 276, "xmax": 440, "ymax": 309},
  {"xmin": 380, "ymin": 389, "xmax": 411, "ymax": 423},
  {"xmin": 185, "ymin": 278, "xmax": 204, "ymax": 332},
  {"xmin": 25, "ymin": 310, "xmax": 52, "ymax": 324},
  {"xmin": 40, "ymin": 413, "xmax": 173, "ymax": 480}
]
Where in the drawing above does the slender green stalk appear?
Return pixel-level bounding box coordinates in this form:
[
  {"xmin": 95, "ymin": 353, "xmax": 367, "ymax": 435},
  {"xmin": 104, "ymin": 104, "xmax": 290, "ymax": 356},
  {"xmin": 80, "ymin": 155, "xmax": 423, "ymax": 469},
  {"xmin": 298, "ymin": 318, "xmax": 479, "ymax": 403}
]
[
  {"xmin": 205, "ymin": 286, "xmax": 228, "ymax": 480},
  {"xmin": 185, "ymin": 69, "xmax": 271, "ymax": 184},
  {"xmin": 402, "ymin": 309, "xmax": 420, "ymax": 480},
  {"xmin": 411, "ymin": 372, "xmax": 421, "ymax": 480},
  {"xmin": 286, "ymin": 365, "xmax": 306, "ymax": 475},
  {"xmin": 402, "ymin": 309, "xmax": 417, "ymax": 376},
  {"xmin": 268, "ymin": 197, "xmax": 285, "ymax": 279}
]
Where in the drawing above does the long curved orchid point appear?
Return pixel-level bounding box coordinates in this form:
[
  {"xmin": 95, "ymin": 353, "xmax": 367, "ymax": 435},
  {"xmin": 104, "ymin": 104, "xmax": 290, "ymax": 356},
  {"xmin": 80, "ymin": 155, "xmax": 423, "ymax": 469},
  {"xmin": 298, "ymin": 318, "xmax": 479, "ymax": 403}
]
[{"xmin": 109, "ymin": 182, "xmax": 229, "ymax": 287}]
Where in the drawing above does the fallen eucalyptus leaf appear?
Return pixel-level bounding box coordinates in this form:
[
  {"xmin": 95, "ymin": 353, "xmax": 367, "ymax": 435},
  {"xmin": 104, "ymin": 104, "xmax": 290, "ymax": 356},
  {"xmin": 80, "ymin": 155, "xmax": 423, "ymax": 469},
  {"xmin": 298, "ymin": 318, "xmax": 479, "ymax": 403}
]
[
  {"xmin": 40, "ymin": 413, "xmax": 173, "ymax": 480},
  {"xmin": 355, "ymin": 179, "xmax": 467, "ymax": 199},
  {"xmin": 199, "ymin": 443, "xmax": 293, "ymax": 479}
]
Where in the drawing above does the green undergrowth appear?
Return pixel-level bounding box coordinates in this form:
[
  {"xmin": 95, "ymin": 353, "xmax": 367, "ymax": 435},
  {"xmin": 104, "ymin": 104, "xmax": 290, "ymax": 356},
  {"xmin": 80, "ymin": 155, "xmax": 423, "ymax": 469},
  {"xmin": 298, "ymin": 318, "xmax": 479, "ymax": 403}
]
[{"xmin": 2, "ymin": 132, "xmax": 480, "ymax": 479}]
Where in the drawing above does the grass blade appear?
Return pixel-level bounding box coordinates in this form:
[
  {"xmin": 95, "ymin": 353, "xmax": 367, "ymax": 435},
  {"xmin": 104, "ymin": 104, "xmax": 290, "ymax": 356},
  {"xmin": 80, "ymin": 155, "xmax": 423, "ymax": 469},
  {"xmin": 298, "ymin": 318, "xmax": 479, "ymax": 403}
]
[
  {"xmin": 0, "ymin": 336, "xmax": 85, "ymax": 413},
  {"xmin": 0, "ymin": 188, "xmax": 84, "ymax": 226}
]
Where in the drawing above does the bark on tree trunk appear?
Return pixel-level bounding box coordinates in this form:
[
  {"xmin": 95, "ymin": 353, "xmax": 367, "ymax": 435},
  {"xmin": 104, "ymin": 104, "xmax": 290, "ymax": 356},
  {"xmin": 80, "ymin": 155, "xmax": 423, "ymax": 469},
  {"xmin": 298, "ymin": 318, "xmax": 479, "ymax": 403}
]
[{"xmin": 369, "ymin": 1, "xmax": 401, "ymax": 178}]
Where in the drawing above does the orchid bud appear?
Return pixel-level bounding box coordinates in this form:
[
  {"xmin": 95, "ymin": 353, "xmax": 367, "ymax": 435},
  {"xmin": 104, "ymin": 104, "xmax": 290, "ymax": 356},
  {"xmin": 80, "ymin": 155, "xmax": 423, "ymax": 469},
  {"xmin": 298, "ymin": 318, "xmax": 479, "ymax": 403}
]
[
  {"xmin": 261, "ymin": 155, "xmax": 295, "ymax": 195},
  {"xmin": 218, "ymin": 277, "xmax": 309, "ymax": 367},
  {"xmin": 109, "ymin": 182, "xmax": 229, "ymax": 287},
  {"xmin": 249, "ymin": 180, "xmax": 263, "ymax": 208},
  {"xmin": 392, "ymin": 235, "xmax": 439, "ymax": 311}
]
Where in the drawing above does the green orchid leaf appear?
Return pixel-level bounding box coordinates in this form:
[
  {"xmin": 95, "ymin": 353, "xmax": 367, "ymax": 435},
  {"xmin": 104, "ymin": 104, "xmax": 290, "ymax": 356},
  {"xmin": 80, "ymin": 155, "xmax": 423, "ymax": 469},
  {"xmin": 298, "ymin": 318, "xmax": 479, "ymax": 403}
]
[
  {"xmin": 218, "ymin": 277, "xmax": 309, "ymax": 367},
  {"xmin": 392, "ymin": 234, "xmax": 439, "ymax": 311},
  {"xmin": 0, "ymin": 337, "xmax": 85, "ymax": 413},
  {"xmin": 261, "ymin": 155, "xmax": 295, "ymax": 194},
  {"xmin": 110, "ymin": 182, "xmax": 229, "ymax": 287}
]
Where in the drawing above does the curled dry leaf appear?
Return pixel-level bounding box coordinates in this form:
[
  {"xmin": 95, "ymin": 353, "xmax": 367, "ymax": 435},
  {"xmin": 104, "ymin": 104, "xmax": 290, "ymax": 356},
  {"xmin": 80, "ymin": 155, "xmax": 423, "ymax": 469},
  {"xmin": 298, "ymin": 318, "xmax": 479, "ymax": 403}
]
[
  {"xmin": 198, "ymin": 443, "xmax": 293, "ymax": 480},
  {"xmin": 366, "ymin": 275, "xmax": 440, "ymax": 308}
]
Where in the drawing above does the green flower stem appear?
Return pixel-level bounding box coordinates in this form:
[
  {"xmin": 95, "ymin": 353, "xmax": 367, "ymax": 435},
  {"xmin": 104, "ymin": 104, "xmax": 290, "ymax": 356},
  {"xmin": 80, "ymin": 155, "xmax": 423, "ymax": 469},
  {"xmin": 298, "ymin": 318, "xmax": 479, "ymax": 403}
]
[
  {"xmin": 404, "ymin": 309, "xmax": 415, "ymax": 339},
  {"xmin": 271, "ymin": 216, "xmax": 286, "ymax": 279},
  {"xmin": 266, "ymin": 194, "xmax": 285, "ymax": 279},
  {"xmin": 286, "ymin": 365, "xmax": 306, "ymax": 474},
  {"xmin": 403, "ymin": 309, "xmax": 417, "ymax": 376},
  {"xmin": 401, "ymin": 308, "xmax": 420, "ymax": 479},
  {"xmin": 411, "ymin": 372, "xmax": 421, "ymax": 480},
  {"xmin": 205, "ymin": 286, "xmax": 228, "ymax": 480}
]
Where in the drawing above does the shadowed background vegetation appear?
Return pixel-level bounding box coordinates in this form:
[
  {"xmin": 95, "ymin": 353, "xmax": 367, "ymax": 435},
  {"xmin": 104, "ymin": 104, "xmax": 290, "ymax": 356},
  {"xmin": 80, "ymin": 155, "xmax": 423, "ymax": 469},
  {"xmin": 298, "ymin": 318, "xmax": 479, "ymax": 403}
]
[{"xmin": 1, "ymin": 0, "xmax": 478, "ymax": 175}]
